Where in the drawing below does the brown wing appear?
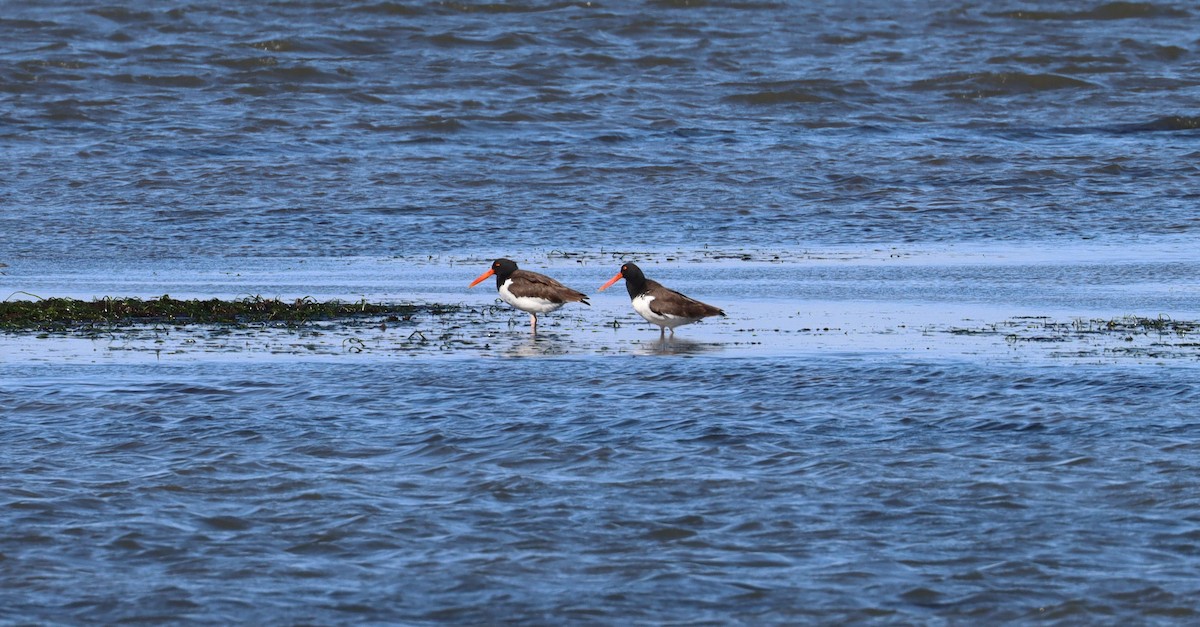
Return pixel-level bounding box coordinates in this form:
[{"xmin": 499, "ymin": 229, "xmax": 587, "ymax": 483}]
[
  {"xmin": 645, "ymin": 280, "xmax": 725, "ymax": 319},
  {"xmin": 509, "ymin": 269, "xmax": 591, "ymax": 305}
]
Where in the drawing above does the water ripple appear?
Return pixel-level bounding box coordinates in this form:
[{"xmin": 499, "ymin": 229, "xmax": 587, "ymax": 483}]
[
  {"xmin": 2, "ymin": 2, "xmax": 1198, "ymax": 258},
  {"xmin": 2, "ymin": 358, "xmax": 1198, "ymax": 621}
]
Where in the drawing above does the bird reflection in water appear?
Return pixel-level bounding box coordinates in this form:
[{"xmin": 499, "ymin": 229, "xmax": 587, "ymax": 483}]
[
  {"xmin": 506, "ymin": 332, "xmax": 572, "ymax": 357},
  {"xmin": 636, "ymin": 336, "xmax": 723, "ymax": 356}
]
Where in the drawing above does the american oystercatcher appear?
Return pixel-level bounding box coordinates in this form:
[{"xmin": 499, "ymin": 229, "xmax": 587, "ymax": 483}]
[
  {"xmin": 598, "ymin": 262, "xmax": 726, "ymax": 336},
  {"xmin": 469, "ymin": 258, "xmax": 590, "ymax": 331}
]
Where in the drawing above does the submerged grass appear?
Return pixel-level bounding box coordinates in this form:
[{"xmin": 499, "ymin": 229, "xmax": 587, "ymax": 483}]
[
  {"xmin": 943, "ymin": 314, "xmax": 1200, "ymax": 360},
  {"xmin": 0, "ymin": 295, "xmax": 462, "ymax": 333},
  {"xmin": 948, "ymin": 315, "xmax": 1200, "ymax": 340}
]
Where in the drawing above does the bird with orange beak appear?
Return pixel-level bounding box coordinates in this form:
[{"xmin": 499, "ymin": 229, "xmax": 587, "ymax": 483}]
[
  {"xmin": 469, "ymin": 258, "xmax": 590, "ymax": 332},
  {"xmin": 599, "ymin": 262, "xmax": 725, "ymax": 337}
]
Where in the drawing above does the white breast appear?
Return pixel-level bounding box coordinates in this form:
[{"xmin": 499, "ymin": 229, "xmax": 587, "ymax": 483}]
[
  {"xmin": 631, "ymin": 294, "xmax": 697, "ymax": 329},
  {"xmin": 498, "ymin": 279, "xmax": 566, "ymax": 314}
]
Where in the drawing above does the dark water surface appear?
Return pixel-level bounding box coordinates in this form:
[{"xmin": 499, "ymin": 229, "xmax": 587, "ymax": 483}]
[
  {"xmin": 2, "ymin": 0, "xmax": 1199, "ymax": 259},
  {"xmin": 3, "ymin": 359, "xmax": 1199, "ymax": 623},
  {"xmin": 4, "ymin": 1, "xmax": 1200, "ymax": 623}
]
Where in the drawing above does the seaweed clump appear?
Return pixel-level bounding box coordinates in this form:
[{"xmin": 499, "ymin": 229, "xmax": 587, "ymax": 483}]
[{"xmin": 0, "ymin": 295, "xmax": 459, "ymax": 333}]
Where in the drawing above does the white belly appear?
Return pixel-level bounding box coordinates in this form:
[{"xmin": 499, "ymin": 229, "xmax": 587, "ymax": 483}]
[
  {"xmin": 632, "ymin": 294, "xmax": 698, "ymax": 329},
  {"xmin": 499, "ymin": 279, "xmax": 566, "ymax": 314}
]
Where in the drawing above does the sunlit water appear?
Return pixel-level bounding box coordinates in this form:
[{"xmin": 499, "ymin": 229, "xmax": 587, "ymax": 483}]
[{"xmin": 3, "ymin": 1, "xmax": 1200, "ymax": 623}]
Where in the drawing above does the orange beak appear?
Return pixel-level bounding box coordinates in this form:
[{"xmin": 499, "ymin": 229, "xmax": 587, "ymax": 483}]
[
  {"xmin": 598, "ymin": 270, "xmax": 623, "ymax": 292},
  {"xmin": 468, "ymin": 268, "xmax": 495, "ymax": 288}
]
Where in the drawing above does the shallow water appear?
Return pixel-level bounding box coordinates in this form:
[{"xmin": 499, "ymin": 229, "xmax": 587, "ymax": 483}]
[
  {"xmin": 5, "ymin": 245, "xmax": 1200, "ymax": 364},
  {"xmin": 4, "ymin": 251, "xmax": 1200, "ymax": 623},
  {"xmin": 3, "ymin": 1, "xmax": 1200, "ymax": 623}
]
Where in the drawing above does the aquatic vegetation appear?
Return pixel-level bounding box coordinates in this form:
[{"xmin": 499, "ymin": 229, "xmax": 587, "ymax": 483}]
[
  {"xmin": 943, "ymin": 315, "xmax": 1200, "ymax": 361},
  {"xmin": 0, "ymin": 295, "xmax": 462, "ymax": 333},
  {"xmin": 3, "ymin": 294, "xmax": 1198, "ymax": 363},
  {"xmin": 947, "ymin": 315, "xmax": 1197, "ymax": 339}
]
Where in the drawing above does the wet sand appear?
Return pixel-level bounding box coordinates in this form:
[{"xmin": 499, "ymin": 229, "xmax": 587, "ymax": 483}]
[{"xmin": 5, "ymin": 243, "xmax": 1198, "ymax": 365}]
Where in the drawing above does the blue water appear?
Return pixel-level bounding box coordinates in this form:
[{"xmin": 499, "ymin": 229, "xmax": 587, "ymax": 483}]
[
  {"xmin": 3, "ymin": 1, "xmax": 1200, "ymax": 623},
  {"xmin": 3, "ymin": 360, "xmax": 1198, "ymax": 623},
  {"xmin": 2, "ymin": 1, "xmax": 1199, "ymax": 260}
]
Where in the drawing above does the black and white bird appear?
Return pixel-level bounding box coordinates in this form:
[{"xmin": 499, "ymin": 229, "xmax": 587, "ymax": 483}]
[
  {"xmin": 598, "ymin": 262, "xmax": 725, "ymax": 336},
  {"xmin": 469, "ymin": 258, "xmax": 590, "ymax": 332}
]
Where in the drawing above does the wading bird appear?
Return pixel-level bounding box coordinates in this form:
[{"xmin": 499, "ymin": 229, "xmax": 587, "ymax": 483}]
[
  {"xmin": 598, "ymin": 262, "xmax": 725, "ymax": 337},
  {"xmin": 469, "ymin": 258, "xmax": 590, "ymax": 332}
]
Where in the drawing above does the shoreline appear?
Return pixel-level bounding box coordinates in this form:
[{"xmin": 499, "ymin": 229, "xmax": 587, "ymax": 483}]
[
  {"xmin": 3, "ymin": 245, "xmax": 1198, "ymax": 364},
  {"xmin": 2, "ymin": 297, "xmax": 1198, "ymax": 365}
]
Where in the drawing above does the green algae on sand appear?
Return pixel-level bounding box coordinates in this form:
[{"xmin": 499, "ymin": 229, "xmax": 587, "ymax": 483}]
[{"xmin": 0, "ymin": 295, "xmax": 461, "ymax": 333}]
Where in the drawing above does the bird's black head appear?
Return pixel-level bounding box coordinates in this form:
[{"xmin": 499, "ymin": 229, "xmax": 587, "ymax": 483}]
[
  {"xmin": 619, "ymin": 262, "xmax": 644, "ymax": 281},
  {"xmin": 619, "ymin": 262, "xmax": 647, "ymax": 296},
  {"xmin": 491, "ymin": 258, "xmax": 519, "ymax": 279},
  {"xmin": 469, "ymin": 258, "xmax": 521, "ymax": 290}
]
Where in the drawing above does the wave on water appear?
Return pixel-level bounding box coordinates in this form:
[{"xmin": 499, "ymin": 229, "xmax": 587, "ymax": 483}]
[
  {"xmin": 1116, "ymin": 115, "xmax": 1200, "ymax": 133},
  {"xmin": 722, "ymin": 79, "xmax": 876, "ymax": 105},
  {"xmin": 908, "ymin": 72, "xmax": 1097, "ymax": 97},
  {"xmin": 987, "ymin": 2, "xmax": 1190, "ymax": 21},
  {"xmin": 427, "ymin": 32, "xmax": 543, "ymax": 49}
]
